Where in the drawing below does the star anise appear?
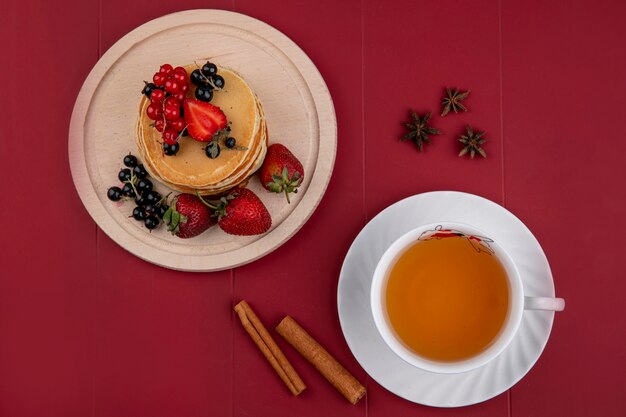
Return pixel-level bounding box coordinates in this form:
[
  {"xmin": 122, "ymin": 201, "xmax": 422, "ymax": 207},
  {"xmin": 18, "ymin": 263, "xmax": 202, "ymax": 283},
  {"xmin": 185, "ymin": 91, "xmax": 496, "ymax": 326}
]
[
  {"xmin": 441, "ymin": 87, "xmax": 470, "ymax": 117},
  {"xmin": 458, "ymin": 125, "xmax": 487, "ymax": 158},
  {"xmin": 401, "ymin": 111, "xmax": 441, "ymax": 152}
]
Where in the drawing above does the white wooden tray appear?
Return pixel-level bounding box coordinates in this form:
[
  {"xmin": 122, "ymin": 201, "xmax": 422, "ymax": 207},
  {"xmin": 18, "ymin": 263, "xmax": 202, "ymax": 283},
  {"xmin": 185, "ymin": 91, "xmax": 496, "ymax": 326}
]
[{"xmin": 69, "ymin": 10, "xmax": 336, "ymax": 271}]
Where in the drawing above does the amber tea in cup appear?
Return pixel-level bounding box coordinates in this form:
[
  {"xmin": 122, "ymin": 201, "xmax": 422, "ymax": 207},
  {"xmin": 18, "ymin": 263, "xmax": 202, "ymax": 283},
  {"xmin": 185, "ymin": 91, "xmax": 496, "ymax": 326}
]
[
  {"xmin": 371, "ymin": 222, "xmax": 564, "ymax": 374},
  {"xmin": 385, "ymin": 233, "xmax": 509, "ymax": 362}
]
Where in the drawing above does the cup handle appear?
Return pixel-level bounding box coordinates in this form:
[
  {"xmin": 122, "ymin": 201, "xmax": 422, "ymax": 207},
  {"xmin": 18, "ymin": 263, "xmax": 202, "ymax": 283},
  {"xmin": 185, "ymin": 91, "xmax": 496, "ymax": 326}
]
[{"xmin": 524, "ymin": 296, "xmax": 565, "ymax": 311}]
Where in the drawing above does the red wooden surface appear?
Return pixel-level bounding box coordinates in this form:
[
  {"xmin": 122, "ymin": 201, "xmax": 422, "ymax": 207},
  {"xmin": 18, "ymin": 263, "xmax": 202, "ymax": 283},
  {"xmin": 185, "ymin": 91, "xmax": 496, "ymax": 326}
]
[{"xmin": 2, "ymin": 0, "xmax": 625, "ymax": 416}]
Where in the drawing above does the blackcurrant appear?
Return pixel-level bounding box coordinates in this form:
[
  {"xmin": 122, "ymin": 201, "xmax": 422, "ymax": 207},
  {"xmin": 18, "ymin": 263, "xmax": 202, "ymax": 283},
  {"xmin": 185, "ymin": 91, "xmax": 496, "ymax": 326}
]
[
  {"xmin": 144, "ymin": 204, "xmax": 156, "ymax": 216},
  {"xmin": 190, "ymin": 69, "xmax": 204, "ymax": 85},
  {"xmin": 132, "ymin": 206, "xmax": 146, "ymax": 221},
  {"xmin": 136, "ymin": 178, "xmax": 153, "ymax": 193},
  {"xmin": 107, "ymin": 186, "xmax": 123, "ymax": 201},
  {"xmin": 145, "ymin": 191, "xmax": 162, "ymax": 205},
  {"xmin": 163, "ymin": 142, "xmax": 180, "ymax": 156},
  {"xmin": 156, "ymin": 205, "xmax": 169, "ymax": 219},
  {"xmin": 118, "ymin": 168, "xmax": 132, "ymax": 182},
  {"xmin": 135, "ymin": 195, "xmax": 148, "ymax": 207},
  {"xmin": 122, "ymin": 183, "xmax": 136, "ymax": 198},
  {"xmin": 195, "ymin": 85, "xmax": 213, "ymax": 102},
  {"xmin": 206, "ymin": 142, "xmax": 220, "ymax": 159},
  {"xmin": 141, "ymin": 82, "xmax": 158, "ymax": 98},
  {"xmin": 123, "ymin": 154, "xmax": 138, "ymax": 168},
  {"xmin": 211, "ymin": 75, "xmax": 225, "ymax": 89},
  {"xmin": 144, "ymin": 216, "xmax": 159, "ymax": 230},
  {"xmin": 201, "ymin": 62, "xmax": 217, "ymax": 77},
  {"xmin": 225, "ymin": 137, "xmax": 236, "ymax": 148},
  {"xmin": 133, "ymin": 164, "xmax": 148, "ymax": 179}
]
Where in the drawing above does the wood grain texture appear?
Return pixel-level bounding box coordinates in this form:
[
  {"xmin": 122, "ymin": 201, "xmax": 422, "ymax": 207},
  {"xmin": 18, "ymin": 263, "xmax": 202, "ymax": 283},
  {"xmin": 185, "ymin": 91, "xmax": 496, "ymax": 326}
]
[
  {"xmin": 3, "ymin": 0, "xmax": 626, "ymax": 416},
  {"xmin": 362, "ymin": 1, "xmax": 507, "ymax": 414},
  {"xmin": 502, "ymin": 1, "xmax": 626, "ymax": 416},
  {"xmin": 0, "ymin": 0, "xmax": 99, "ymax": 416},
  {"xmin": 69, "ymin": 10, "xmax": 337, "ymax": 271},
  {"xmin": 231, "ymin": 1, "xmax": 367, "ymax": 416}
]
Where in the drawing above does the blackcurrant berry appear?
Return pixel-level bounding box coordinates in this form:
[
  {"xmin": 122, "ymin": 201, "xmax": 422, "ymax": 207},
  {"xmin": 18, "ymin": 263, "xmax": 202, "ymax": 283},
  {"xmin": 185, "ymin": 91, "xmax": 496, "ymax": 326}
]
[
  {"xmin": 123, "ymin": 154, "xmax": 138, "ymax": 168},
  {"xmin": 141, "ymin": 82, "xmax": 158, "ymax": 98},
  {"xmin": 145, "ymin": 191, "xmax": 162, "ymax": 205},
  {"xmin": 211, "ymin": 75, "xmax": 225, "ymax": 89},
  {"xmin": 122, "ymin": 183, "xmax": 136, "ymax": 198},
  {"xmin": 225, "ymin": 137, "xmax": 236, "ymax": 148},
  {"xmin": 190, "ymin": 69, "xmax": 204, "ymax": 85},
  {"xmin": 144, "ymin": 216, "xmax": 159, "ymax": 230},
  {"xmin": 107, "ymin": 186, "xmax": 123, "ymax": 201},
  {"xmin": 163, "ymin": 142, "xmax": 180, "ymax": 156},
  {"xmin": 136, "ymin": 178, "xmax": 153, "ymax": 194},
  {"xmin": 206, "ymin": 142, "xmax": 220, "ymax": 159},
  {"xmin": 133, "ymin": 164, "xmax": 148, "ymax": 179},
  {"xmin": 201, "ymin": 62, "xmax": 217, "ymax": 77},
  {"xmin": 144, "ymin": 204, "xmax": 156, "ymax": 216},
  {"xmin": 156, "ymin": 205, "xmax": 169, "ymax": 219},
  {"xmin": 118, "ymin": 168, "xmax": 132, "ymax": 182},
  {"xmin": 195, "ymin": 85, "xmax": 213, "ymax": 102},
  {"xmin": 135, "ymin": 195, "xmax": 148, "ymax": 207},
  {"xmin": 132, "ymin": 206, "xmax": 146, "ymax": 221}
]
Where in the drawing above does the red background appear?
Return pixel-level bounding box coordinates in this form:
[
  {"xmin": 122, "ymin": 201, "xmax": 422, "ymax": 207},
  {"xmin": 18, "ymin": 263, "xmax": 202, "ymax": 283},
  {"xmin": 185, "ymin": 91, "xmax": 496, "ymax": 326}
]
[{"xmin": 2, "ymin": 0, "xmax": 626, "ymax": 416}]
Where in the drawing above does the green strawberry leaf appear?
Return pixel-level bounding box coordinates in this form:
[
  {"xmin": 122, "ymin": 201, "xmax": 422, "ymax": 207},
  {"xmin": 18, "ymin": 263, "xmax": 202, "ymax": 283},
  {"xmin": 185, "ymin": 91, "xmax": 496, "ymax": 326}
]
[
  {"xmin": 269, "ymin": 183, "xmax": 282, "ymax": 193},
  {"xmin": 163, "ymin": 207, "xmax": 172, "ymax": 224},
  {"xmin": 265, "ymin": 166, "xmax": 304, "ymax": 204}
]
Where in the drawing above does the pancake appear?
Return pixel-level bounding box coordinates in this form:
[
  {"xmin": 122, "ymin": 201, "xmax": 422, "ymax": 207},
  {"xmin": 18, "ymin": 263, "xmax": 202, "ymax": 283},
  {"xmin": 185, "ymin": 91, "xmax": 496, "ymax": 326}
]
[
  {"xmin": 137, "ymin": 108, "xmax": 267, "ymax": 195},
  {"xmin": 136, "ymin": 66, "xmax": 266, "ymax": 195},
  {"xmin": 138, "ymin": 109, "xmax": 265, "ymax": 189},
  {"xmin": 141, "ymin": 121, "xmax": 268, "ymax": 195}
]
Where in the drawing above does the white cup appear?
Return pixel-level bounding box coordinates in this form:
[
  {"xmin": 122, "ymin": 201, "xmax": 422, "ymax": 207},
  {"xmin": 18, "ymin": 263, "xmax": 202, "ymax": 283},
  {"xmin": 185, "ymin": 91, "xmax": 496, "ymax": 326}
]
[{"xmin": 370, "ymin": 222, "xmax": 565, "ymax": 374}]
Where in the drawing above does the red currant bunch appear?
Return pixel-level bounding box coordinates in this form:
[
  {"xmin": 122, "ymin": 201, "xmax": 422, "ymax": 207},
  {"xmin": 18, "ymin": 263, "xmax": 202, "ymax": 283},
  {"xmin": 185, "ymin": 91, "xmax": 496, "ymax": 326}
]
[{"xmin": 142, "ymin": 64, "xmax": 190, "ymax": 156}]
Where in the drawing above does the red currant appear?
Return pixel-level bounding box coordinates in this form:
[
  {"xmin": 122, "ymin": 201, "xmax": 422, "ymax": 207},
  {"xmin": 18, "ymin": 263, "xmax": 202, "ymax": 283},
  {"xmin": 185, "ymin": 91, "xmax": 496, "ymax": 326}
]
[
  {"xmin": 164, "ymin": 96, "xmax": 181, "ymax": 108},
  {"xmin": 170, "ymin": 117, "xmax": 186, "ymax": 132},
  {"xmin": 164, "ymin": 104, "xmax": 180, "ymax": 121},
  {"xmin": 173, "ymin": 71, "xmax": 187, "ymax": 83},
  {"xmin": 155, "ymin": 119, "xmax": 166, "ymax": 132},
  {"xmin": 146, "ymin": 103, "xmax": 163, "ymax": 120},
  {"xmin": 152, "ymin": 73, "xmax": 166, "ymax": 86},
  {"xmin": 150, "ymin": 89, "xmax": 165, "ymax": 103},
  {"xmin": 174, "ymin": 66, "xmax": 186, "ymax": 74},
  {"xmin": 162, "ymin": 128, "xmax": 179, "ymax": 145},
  {"xmin": 180, "ymin": 84, "xmax": 189, "ymax": 93},
  {"xmin": 164, "ymin": 79, "xmax": 181, "ymax": 94},
  {"xmin": 159, "ymin": 64, "xmax": 173, "ymax": 75},
  {"xmin": 174, "ymin": 92, "xmax": 186, "ymax": 102}
]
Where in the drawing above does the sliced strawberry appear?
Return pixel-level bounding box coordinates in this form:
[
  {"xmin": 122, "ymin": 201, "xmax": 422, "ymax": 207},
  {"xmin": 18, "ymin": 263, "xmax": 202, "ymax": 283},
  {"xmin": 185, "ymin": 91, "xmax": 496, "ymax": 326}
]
[{"xmin": 183, "ymin": 99, "xmax": 228, "ymax": 142}]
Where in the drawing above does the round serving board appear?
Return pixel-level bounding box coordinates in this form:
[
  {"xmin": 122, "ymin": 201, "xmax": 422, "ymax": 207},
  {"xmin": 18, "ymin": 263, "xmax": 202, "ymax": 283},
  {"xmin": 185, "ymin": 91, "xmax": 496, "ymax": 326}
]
[{"xmin": 69, "ymin": 10, "xmax": 336, "ymax": 271}]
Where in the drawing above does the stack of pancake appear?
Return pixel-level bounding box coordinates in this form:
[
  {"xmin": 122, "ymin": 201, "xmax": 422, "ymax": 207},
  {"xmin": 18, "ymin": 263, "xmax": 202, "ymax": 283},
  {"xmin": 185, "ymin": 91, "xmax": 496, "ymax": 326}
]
[{"xmin": 135, "ymin": 66, "xmax": 267, "ymax": 195}]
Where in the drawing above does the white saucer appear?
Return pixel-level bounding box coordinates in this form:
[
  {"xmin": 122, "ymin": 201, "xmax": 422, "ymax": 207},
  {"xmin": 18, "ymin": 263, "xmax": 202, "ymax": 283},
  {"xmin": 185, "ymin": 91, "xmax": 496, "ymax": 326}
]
[{"xmin": 337, "ymin": 191, "xmax": 557, "ymax": 407}]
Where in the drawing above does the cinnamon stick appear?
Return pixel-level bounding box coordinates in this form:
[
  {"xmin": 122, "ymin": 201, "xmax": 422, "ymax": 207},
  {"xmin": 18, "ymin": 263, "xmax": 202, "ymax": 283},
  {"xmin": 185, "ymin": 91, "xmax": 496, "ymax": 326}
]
[
  {"xmin": 233, "ymin": 301, "xmax": 306, "ymax": 396},
  {"xmin": 276, "ymin": 316, "xmax": 366, "ymax": 404}
]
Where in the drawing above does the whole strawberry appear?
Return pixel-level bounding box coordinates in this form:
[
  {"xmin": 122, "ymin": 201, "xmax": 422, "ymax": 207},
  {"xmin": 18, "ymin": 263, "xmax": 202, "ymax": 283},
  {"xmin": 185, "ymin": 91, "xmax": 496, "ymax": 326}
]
[
  {"xmin": 214, "ymin": 188, "xmax": 271, "ymax": 236},
  {"xmin": 164, "ymin": 193, "xmax": 216, "ymax": 238},
  {"xmin": 259, "ymin": 144, "xmax": 304, "ymax": 203}
]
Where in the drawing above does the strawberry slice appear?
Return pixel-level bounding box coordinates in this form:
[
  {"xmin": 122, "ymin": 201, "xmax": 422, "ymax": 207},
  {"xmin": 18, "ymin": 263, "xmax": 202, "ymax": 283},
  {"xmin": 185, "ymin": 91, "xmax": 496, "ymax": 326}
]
[{"xmin": 183, "ymin": 99, "xmax": 227, "ymax": 142}]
